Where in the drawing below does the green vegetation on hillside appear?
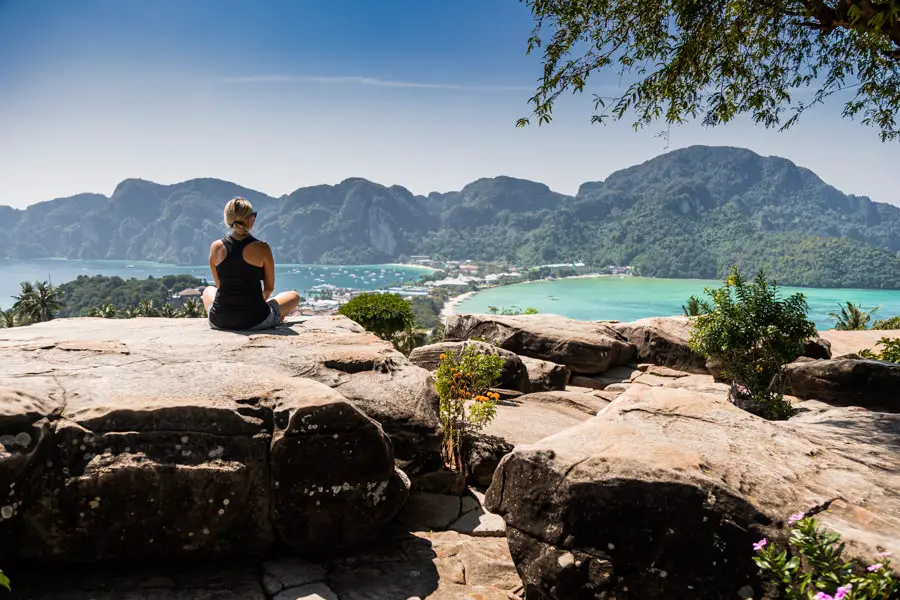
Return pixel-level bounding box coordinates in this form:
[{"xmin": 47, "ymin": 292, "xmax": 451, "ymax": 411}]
[
  {"xmin": 4, "ymin": 147, "xmax": 900, "ymax": 289},
  {"xmin": 57, "ymin": 274, "xmax": 207, "ymax": 317},
  {"xmin": 516, "ymin": 0, "xmax": 900, "ymax": 141}
]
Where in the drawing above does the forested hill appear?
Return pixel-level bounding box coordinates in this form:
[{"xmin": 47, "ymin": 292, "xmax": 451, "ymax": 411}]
[{"xmin": 4, "ymin": 146, "xmax": 900, "ymax": 289}]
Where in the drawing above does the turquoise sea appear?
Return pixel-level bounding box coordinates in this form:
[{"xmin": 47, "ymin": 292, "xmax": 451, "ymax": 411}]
[
  {"xmin": 0, "ymin": 259, "xmax": 433, "ymax": 310},
  {"xmin": 455, "ymin": 276, "xmax": 900, "ymax": 331}
]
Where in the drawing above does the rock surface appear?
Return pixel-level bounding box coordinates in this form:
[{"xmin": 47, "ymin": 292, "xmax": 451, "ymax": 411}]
[
  {"xmin": 408, "ymin": 339, "xmax": 530, "ymax": 393},
  {"xmin": 486, "ymin": 386, "xmax": 900, "ymax": 599},
  {"xmin": 483, "ymin": 391, "xmax": 610, "ymax": 447},
  {"xmin": 0, "ymin": 316, "xmax": 428, "ymax": 562},
  {"xmin": 519, "ymin": 356, "xmax": 570, "ymax": 392},
  {"xmin": 819, "ymin": 328, "xmax": 900, "ymax": 357},
  {"xmin": 444, "ymin": 314, "xmax": 636, "ymax": 374},
  {"xmin": 610, "ymin": 316, "xmax": 708, "ymax": 373},
  {"xmin": 783, "ymin": 357, "xmax": 900, "ymax": 412}
]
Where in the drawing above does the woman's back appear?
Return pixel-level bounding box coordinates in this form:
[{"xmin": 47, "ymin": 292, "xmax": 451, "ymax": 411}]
[{"xmin": 208, "ymin": 234, "xmax": 270, "ymax": 330}]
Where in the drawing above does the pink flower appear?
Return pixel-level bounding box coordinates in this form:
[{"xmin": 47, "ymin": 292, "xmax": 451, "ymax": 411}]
[
  {"xmin": 876, "ymin": 552, "xmax": 892, "ymax": 558},
  {"xmin": 835, "ymin": 584, "xmax": 852, "ymax": 599},
  {"xmin": 753, "ymin": 538, "xmax": 768, "ymax": 551},
  {"xmin": 813, "ymin": 593, "xmax": 833, "ymax": 600},
  {"xmin": 789, "ymin": 512, "xmax": 805, "ymax": 524},
  {"xmin": 867, "ymin": 563, "xmax": 884, "ymax": 572}
]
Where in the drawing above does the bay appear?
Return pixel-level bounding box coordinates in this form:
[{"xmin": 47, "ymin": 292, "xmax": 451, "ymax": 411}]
[
  {"xmin": 0, "ymin": 259, "xmax": 433, "ymax": 310},
  {"xmin": 455, "ymin": 275, "xmax": 900, "ymax": 331}
]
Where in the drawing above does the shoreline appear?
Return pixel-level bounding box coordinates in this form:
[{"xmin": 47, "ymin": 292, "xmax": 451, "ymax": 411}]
[
  {"xmin": 383, "ymin": 263, "xmax": 441, "ymax": 273},
  {"xmin": 440, "ymin": 291, "xmax": 476, "ymax": 323}
]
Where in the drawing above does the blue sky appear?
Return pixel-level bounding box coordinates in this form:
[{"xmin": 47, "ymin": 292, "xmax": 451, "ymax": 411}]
[{"xmin": 1, "ymin": 0, "xmax": 898, "ymax": 208}]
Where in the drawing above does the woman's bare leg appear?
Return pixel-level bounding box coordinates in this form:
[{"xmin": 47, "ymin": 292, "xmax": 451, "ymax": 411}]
[
  {"xmin": 271, "ymin": 290, "xmax": 301, "ymax": 321},
  {"xmin": 201, "ymin": 286, "xmax": 218, "ymax": 314}
]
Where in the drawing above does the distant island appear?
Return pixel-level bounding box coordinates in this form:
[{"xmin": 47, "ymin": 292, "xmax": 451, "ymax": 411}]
[{"xmin": 4, "ymin": 145, "xmax": 900, "ymax": 290}]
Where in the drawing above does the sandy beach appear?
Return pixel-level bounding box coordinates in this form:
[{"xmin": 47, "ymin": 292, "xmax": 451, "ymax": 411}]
[
  {"xmin": 440, "ymin": 291, "xmax": 475, "ymax": 322},
  {"xmin": 384, "ymin": 263, "xmax": 441, "ymax": 273}
]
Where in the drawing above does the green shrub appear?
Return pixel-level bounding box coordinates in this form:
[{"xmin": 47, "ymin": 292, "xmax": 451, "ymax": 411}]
[
  {"xmin": 689, "ymin": 267, "xmax": 817, "ymax": 420},
  {"xmin": 873, "ymin": 316, "xmax": 900, "ymax": 330},
  {"xmin": 487, "ymin": 305, "xmax": 539, "ymax": 315},
  {"xmin": 859, "ymin": 338, "xmax": 900, "ymax": 364},
  {"xmin": 682, "ymin": 295, "xmax": 711, "ymax": 317},
  {"xmin": 0, "ymin": 568, "xmax": 9, "ymax": 591},
  {"xmin": 753, "ymin": 513, "xmax": 898, "ymax": 599},
  {"xmin": 434, "ymin": 347, "xmax": 503, "ymax": 473},
  {"xmin": 337, "ymin": 292, "xmax": 414, "ymax": 340}
]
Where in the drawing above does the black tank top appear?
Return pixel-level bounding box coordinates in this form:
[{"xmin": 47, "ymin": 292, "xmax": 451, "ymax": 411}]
[{"xmin": 208, "ymin": 234, "xmax": 270, "ymax": 330}]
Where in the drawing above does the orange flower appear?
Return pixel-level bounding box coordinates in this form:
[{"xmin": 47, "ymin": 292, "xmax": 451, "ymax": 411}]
[{"xmin": 440, "ymin": 353, "xmax": 447, "ymax": 360}]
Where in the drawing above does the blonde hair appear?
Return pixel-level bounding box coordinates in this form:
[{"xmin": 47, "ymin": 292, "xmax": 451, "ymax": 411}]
[{"xmin": 224, "ymin": 197, "xmax": 255, "ymax": 236}]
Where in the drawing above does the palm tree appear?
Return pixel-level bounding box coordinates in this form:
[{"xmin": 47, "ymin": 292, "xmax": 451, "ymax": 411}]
[
  {"xmin": 88, "ymin": 304, "xmax": 118, "ymax": 318},
  {"xmin": 159, "ymin": 303, "xmax": 178, "ymax": 318},
  {"xmin": 178, "ymin": 299, "xmax": 205, "ymax": 318},
  {"xmin": 829, "ymin": 302, "xmax": 880, "ymax": 331},
  {"xmin": 682, "ymin": 295, "xmax": 710, "ymax": 317},
  {"xmin": 118, "ymin": 307, "xmax": 136, "ymax": 319},
  {"xmin": 0, "ymin": 308, "xmax": 18, "ymax": 328},
  {"xmin": 12, "ymin": 281, "xmax": 63, "ymax": 324},
  {"xmin": 135, "ymin": 299, "xmax": 161, "ymax": 317}
]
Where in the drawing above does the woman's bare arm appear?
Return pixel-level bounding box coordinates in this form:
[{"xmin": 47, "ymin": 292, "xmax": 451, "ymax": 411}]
[
  {"xmin": 208, "ymin": 241, "xmax": 224, "ymax": 287},
  {"xmin": 261, "ymin": 242, "xmax": 275, "ymax": 300}
]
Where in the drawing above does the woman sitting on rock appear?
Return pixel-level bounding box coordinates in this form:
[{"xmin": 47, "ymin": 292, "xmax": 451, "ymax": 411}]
[{"xmin": 202, "ymin": 197, "xmax": 301, "ymax": 330}]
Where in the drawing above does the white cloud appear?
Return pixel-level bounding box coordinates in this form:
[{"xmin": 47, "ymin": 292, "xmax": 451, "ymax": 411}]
[{"xmin": 217, "ymin": 74, "xmax": 531, "ymax": 92}]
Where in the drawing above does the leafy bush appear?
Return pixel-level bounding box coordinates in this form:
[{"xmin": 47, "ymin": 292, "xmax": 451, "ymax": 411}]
[
  {"xmin": 873, "ymin": 316, "xmax": 900, "ymax": 330},
  {"xmin": 0, "ymin": 568, "xmax": 8, "ymax": 591},
  {"xmin": 337, "ymin": 292, "xmax": 414, "ymax": 340},
  {"xmin": 487, "ymin": 305, "xmax": 539, "ymax": 315},
  {"xmin": 689, "ymin": 267, "xmax": 817, "ymax": 420},
  {"xmin": 859, "ymin": 338, "xmax": 900, "ymax": 364},
  {"xmin": 434, "ymin": 347, "xmax": 503, "ymax": 473},
  {"xmin": 682, "ymin": 295, "xmax": 711, "ymax": 317},
  {"xmin": 753, "ymin": 513, "xmax": 898, "ymax": 599}
]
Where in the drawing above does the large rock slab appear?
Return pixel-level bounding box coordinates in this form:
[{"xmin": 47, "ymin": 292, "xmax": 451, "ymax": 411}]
[
  {"xmin": 1, "ymin": 316, "xmax": 440, "ymax": 475},
  {"xmin": 610, "ymin": 316, "xmax": 708, "ymax": 373},
  {"xmin": 486, "ymin": 386, "xmax": 900, "ymax": 599},
  {"xmin": 519, "ymin": 356, "xmax": 569, "ymax": 392},
  {"xmin": 409, "ymin": 340, "xmax": 530, "ymax": 393},
  {"xmin": 0, "ymin": 317, "xmax": 412, "ymax": 562},
  {"xmin": 445, "ymin": 314, "xmax": 636, "ymax": 374},
  {"xmin": 783, "ymin": 358, "xmax": 900, "ymax": 412}
]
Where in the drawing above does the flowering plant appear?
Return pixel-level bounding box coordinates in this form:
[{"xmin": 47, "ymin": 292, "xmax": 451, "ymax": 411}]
[
  {"xmin": 434, "ymin": 346, "xmax": 503, "ymax": 473},
  {"xmin": 753, "ymin": 513, "xmax": 898, "ymax": 599}
]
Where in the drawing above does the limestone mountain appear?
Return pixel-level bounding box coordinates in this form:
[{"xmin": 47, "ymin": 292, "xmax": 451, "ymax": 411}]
[{"xmin": 4, "ymin": 145, "xmax": 900, "ymax": 288}]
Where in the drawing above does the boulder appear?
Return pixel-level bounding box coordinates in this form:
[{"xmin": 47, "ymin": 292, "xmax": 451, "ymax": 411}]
[
  {"xmin": 519, "ymin": 356, "xmax": 570, "ymax": 392},
  {"xmin": 783, "ymin": 358, "xmax": 900, "ymax": 412},
  {"xmin": 802, "ymin": 337, "xmax": 832, "ymax": 360},
  {"xmin": 486, "ymin": 386, "xmax": 900, "ymax": 599},
  {"xmin": 408, "ymin": 340, "xmax": 530, "ymax": 393},
  {"xmin": 466, "ymin": 434, "xmax": 514, "ymax": 488},
  {"xmin": 610, "ymin": 316, "xmax": 708, "ymax": 373},
  {"xmin": 445, "ymin": 314, "xmax": 636, "ymax": 374},
  {"xmin": 0, "ymin": 317, "xmax": 414, "ymax": 562}
]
